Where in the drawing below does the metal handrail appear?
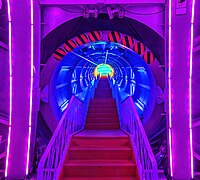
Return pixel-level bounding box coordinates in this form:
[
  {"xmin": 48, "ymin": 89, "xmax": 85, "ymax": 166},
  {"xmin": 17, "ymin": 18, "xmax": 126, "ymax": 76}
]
[
  {"xmin": 37, "ymin": 86, "xmax": 95, "ymax": 180},
  {"xmin": 0, "ymin": 139, "xmax": 7, "ymax": 156},
  {"xmin": 112, "ymin": 82, "xmax": 158, "ymax": 180}
]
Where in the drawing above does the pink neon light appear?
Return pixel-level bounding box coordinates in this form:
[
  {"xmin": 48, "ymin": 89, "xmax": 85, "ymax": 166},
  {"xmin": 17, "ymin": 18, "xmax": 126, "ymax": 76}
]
[
  {"xmin": 168, "ymin": 79, "xmax": 173, "ymax": 177},
  {"xmin": 189, "ymin": 0, "xmax": 195, "ymax": 178},
  {"xmin": 169, "ymin": 128, "xmax": 173, "ymax": 176},
  {"xmin": 26, "ymin": 127, "xmax": 32, "ymax": 174},
  {"xmin": 7, "ymin": 0, "xmax": 11, "ymax": 21},
  {"xmin": 168, "ymin": 26, "xmax": 172, "ymax": 128},
  {"xmin": 26, "ymin": 0, "xmax": 34, "ymax": 175},
  {"xmin": 168, "ymin": 0, "xmax": 173, "ymax": 177},
  {"xmin": 5, "ymin": 0, "xmax": 12, "ymax": 177}
]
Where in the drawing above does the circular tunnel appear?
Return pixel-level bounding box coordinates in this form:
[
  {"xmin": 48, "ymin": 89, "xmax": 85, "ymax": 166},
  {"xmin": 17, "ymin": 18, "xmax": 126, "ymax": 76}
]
[{"xmin": 50, "ymin": 41, "xmax": 156, "ymax": 123}]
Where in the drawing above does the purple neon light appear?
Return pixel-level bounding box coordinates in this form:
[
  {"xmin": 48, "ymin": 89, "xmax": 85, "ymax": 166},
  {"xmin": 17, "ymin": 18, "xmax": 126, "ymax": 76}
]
[
  {"xmin": 26, "ymin": 0, "xmax": 34, "ymax": 175},
  {"xmin": 5, "ymin": 0, "xmax": 12, "ymax": 177},
  {"xmin": 189, "ymin": 0, "xmax": 195, "ymax": 178},
  {"xmin": 168, "ymin": 0, "xmax": 173, "ymax": 177},
  {"xmin": 168, "ymin": 78, "xmax": 173, "ymax": 177}
]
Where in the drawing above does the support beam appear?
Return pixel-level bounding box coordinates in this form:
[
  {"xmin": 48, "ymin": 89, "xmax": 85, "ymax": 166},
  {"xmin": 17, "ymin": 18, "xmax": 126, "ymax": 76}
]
[
  {"xmin": 5, "ymin": 0, "xmax": 31, "ymax": 178},
  {"xmin": 5, "ymin": 0, "xmax": 40, "ymax": 178},
  {"xmin": 39, "ymin": 0, "xmax": 165, "ymax": 5},
  {"xmin": 167, "ymin": 0, "xmax": 195, "ymax": 179}
]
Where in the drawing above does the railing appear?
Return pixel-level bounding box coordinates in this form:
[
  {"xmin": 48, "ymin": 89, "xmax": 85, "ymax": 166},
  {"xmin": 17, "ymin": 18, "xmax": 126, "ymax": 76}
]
[
  {"xmin": 37, "ymin": 86, "xmax": 95, "ymax": 180},
  {"xmin": 112, "ymin": 82, "xmax": 158, "ymax": 180}
]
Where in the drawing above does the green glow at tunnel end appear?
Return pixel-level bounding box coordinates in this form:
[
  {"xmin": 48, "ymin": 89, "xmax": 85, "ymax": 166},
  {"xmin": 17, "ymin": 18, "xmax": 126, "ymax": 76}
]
[{"xmin": 94, "ymin": 63, "xmax": 114, "ymax": 77}]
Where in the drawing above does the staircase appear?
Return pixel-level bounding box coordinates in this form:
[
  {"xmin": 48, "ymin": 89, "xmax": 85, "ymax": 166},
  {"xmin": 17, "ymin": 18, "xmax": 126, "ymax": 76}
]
[{"xmin": 59, "ymin": 78, "xmax": 139, "ymax": 179}]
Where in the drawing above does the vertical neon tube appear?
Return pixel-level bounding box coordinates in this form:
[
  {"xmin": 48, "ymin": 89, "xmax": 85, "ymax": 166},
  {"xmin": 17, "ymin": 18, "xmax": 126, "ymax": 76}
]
[
  {"xmin": 5, "ymin": 0, "xmax": 12, "ymax": 177},
  {"xmin": 168, "ymin": 0, "xmax": 173, "ymax": 177},
  {"xmin": 189, "ymin": 0, "xmax": 195, "ymax": 178},
  {"xmin": 26, "ymin": 0, "xmax": 34, "ymax": 175}
]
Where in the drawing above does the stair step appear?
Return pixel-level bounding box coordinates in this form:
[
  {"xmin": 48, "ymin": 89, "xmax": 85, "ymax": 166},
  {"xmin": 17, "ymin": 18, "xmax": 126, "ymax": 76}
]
[
  {"xmin": 95, "ymin": 89, "xmax": 111, "ymax": 91},
  {"xmin": 95, "ymin": 91, "xmax": 111, "ymax": 93},
  {"xmin": 65, "ymin": 177, "xmax": 138, "ymax": 180},
  {"xmin": 88, "ymin": 109, "xmax": 118, "ymax": 113},
  {"xmin": 95, "ymin": 94, "xmax": 112, "ymax": 96},
  {"xmin": 88, "ymin": 113, "xmax": 118, "ymax": 117},
  {"xmin": 75, "ymin": 130, "xmax": 128, "ymax": 137},
  {"xmin": 95, "ymin": 92, "xmax": 112, "ymax": 94},
  {"xmin": 90, "ymin": 98, "xmax": 116, "ymax": 103},
  {"xmin": 95, "ymin": 90, "xmax": 111, "ymax": 92},
  {"xmin": 63, "ymin": 161, "xmax": 136, "ymax": 177},
  {"xmin": 97, "ymin": 84, "xmax": 110, "ymax": 85},
  {"xmin": 65, "ymin": 159, "xmax": 135, "ymax": 166},
  {"xmin": 95, "ymin": 96, "xmax": 113, "ymax": 98},
  {"xmin": 68, "ymin": 147, "xmax": 132, "ymax": 160},
  {"xmin": 87, "ymin": 111, "xmax": 118, "ymax": 114},
  {"xmin": 96, "ymin": 87, "xmax": 110, "ymax": 88},
  {"xmin": 95, "ymin": 91, "xmax": 112, "ymax": 93},
  {"xmin": 90, "ymin": 100, "xmax": 115, "ymax": 102},
  {"xmin": 86, "ymin": 118, "xmax": 119, "ymax": 123},
  {"xmin": 88, "ymin": 110, "xmax": 118, "ymax": 113},
  {"xmin": 96, "ymin": 87, "xmax": 110, "ymax": 89},
  {"xmin": 85, "ymin": 123, "xmax": 120, "ymax": 130},
  {"xmin": 87, "ymin": 113, "xmax": 118, "ymax": 119},
  {"xmin": 89, "ymin": 102, "xmax": 116, "ymax": 105},
  {"xmin": 86, "ymin": 116, "xmax": 118, "ymax": 119},
  {"xmin": 95, "ymin": 95, "xmax": 112, "ymax": 97},
  {"xmin": 95, "ymin": 90, "xmax": 112, "ymax": 92},
  {"xmin": 63, "ymin": 177, "xmax": 137, "ymax": 180},
  {"xmin": 89, "ymin": 104, "xmax": 116, "ymax": 107},
  {"xmin": 71, "ymin": 137, "xmax": 130, "ymax": 147},
  {"xmin": 89, "ymin": 105, "xmax": 116, "ymax": 107},
  {"xmin": 88, "ymin": 107, "xmax": 117, "ymax": 111}
]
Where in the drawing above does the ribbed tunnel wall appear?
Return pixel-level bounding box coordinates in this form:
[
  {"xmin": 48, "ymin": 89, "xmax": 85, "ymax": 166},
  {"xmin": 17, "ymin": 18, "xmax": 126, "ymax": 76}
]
[{"xmin": 50, "ymin": 41, "xmax": 156, "ymax": 124}]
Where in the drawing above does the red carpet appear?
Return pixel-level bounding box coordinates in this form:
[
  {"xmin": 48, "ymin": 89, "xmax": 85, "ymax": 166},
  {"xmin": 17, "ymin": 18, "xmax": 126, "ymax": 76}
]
[{"xmin": 60, "ymin": 78, "xmax": 139, "ymax": 179}]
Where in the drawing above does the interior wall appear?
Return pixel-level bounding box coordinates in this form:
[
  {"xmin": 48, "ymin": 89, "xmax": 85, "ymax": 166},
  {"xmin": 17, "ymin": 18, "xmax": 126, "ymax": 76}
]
[{"xmin": 41, "ymin": 4, "xmax": 165, "ymax": 39}]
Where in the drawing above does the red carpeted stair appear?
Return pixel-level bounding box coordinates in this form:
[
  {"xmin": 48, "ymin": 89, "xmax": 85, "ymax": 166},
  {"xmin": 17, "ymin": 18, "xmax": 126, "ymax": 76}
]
[{"xmin": 59, "ymin": 78, "xmax": 139, "ymax": 180}]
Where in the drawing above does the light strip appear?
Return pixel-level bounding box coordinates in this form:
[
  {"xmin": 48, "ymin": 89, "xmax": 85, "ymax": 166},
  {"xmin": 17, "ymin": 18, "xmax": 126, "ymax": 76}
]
[
  {"xmin": 168, "ymin": 78, "xmax": 173, "ymax": 177},
  {"xmin": 26, "ymin": 0, "xmax": 34, "ymax": 175},
  {"xmin": 5, "ymin": 0, "xmax": 12, "ymax": 177},
  {"xmin": 189, "ymin": 0, "xmax": 195, "ymax": 178},
  {"xmin": 168, "ymin": 0, "xmax": 173, "ymax": 177},
  {"xmin": 104, "ymin": 50, "xmax": 108, "ymax": 64},
  {"xmin": 71, "ymin": 51, "xmax": 98, "ymax": 65}
]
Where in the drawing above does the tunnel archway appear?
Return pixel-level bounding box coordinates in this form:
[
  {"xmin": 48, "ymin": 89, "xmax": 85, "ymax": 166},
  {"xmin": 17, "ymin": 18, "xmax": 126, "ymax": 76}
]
[
  {"xmin": 50, "ymin": 41, "xmax": 156, "ymax": 124},
  {"xmin": 39, "ymin": 16, "xmax": 165, "ymax": 157}
]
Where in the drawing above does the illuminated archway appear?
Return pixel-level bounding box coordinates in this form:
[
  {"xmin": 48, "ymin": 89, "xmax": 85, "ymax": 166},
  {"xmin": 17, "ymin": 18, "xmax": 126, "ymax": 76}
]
[
  {"xmin": 50, "ymin": 41, "xmax": 156, "ymax": 123},
  {"xmin": 94, "ymin": 64, "xmax": 114, "ymax": 77}
]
